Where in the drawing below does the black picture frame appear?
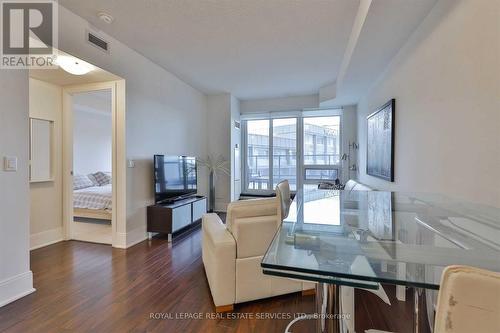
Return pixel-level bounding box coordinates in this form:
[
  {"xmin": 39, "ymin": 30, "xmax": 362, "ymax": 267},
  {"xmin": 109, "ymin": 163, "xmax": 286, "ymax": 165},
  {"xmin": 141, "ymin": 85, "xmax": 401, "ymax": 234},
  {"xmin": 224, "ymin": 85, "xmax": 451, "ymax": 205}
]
[{"xmin": 366, "ymin": 99, "xmax": 395, "ymax": 182}]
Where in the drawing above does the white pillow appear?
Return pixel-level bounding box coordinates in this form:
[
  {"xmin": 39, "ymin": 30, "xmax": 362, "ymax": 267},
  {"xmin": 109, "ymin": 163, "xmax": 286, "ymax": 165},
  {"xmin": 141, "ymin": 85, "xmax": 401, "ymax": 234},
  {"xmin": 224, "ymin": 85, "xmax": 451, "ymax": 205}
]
[{"xmin": 73, "ymin": 174, "xmax": 94, "ymax": 190}]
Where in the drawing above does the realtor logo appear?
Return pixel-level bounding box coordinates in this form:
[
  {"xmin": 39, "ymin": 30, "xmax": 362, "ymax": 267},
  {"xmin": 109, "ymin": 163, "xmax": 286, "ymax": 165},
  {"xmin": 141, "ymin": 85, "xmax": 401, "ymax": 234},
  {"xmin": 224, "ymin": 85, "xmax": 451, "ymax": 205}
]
[{"xmin": 1, "ymin": 0, "xmax": 57, "ymax": 68}]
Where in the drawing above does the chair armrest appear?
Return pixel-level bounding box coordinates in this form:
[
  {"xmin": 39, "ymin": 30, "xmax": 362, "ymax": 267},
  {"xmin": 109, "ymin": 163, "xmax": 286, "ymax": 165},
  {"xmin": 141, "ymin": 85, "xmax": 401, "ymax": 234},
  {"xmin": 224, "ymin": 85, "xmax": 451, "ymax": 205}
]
[{"xmin": 202, "ymin": 213, "xmax": 236, "ymax": 307}]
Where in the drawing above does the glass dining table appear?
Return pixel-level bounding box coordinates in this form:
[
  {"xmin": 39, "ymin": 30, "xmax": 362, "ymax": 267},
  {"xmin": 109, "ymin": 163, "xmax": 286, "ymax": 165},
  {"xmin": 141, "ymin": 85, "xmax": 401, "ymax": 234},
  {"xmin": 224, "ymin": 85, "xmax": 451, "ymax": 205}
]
[{"xmin": 261, "ymin": 189, "xmax": 500, "ymax": 333}]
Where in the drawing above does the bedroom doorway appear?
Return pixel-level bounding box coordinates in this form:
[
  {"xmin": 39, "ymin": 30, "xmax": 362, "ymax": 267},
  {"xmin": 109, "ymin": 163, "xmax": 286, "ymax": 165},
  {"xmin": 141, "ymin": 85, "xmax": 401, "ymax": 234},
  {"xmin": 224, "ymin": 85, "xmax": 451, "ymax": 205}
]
[
  {"xmin": 62, "ymin": 80, "xmax": 126, "ymax": 248},
  {"xmin": 71, "ymin": 89, "xmax": 113, "ymax": 244}
]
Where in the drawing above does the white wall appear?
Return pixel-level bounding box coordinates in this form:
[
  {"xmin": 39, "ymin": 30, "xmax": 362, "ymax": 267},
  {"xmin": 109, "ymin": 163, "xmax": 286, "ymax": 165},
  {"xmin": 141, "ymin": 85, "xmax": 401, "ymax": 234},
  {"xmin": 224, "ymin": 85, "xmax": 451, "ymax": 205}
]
[
  {"xmin": 240, "ymin": 94, "xmax": 319, "ymax": 114},
  {"xmin": 357, "ymin": 0, "xmax": 500, "ymax": 207},
  {"xmin": 206, "ymin": 94, "xmax": 231, "ymax": 211},
  {"xmin": 230, "ymin": 96, "xmax": 241, "ymax": 201},
  {"xmin": 29, "ymin": 78, "xmax": 64, "ymax": 250},
  {"xmin": 341, "ymin": 105, "xmax": 358, "ymax": 183},
  {"xmin": 205, "ymin": 94, "xmax": 242, "ymax": 210},
  {"xmin": 58, "ymin": 5, "xmax": 209, "ymax": 246},
  {"xmin": 73, "ymin": 94, "xmax": 112, "ymax": 175},
  {"xmin": 0, "ymin": 71, "xmax": 34, "ymax": 307}
]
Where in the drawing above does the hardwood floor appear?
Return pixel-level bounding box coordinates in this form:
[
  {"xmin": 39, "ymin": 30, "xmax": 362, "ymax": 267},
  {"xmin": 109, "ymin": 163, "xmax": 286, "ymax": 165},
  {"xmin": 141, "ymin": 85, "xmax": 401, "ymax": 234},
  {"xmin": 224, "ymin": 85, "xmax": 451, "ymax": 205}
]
[{"xmin": 0, "ymin": 225, "xmax": 423, "ymax": 332}]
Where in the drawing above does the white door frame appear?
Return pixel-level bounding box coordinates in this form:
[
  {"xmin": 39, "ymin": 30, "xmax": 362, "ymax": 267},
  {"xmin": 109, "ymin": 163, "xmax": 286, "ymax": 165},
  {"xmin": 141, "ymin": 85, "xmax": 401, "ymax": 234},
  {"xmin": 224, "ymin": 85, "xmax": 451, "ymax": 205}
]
[{"xmin": 62, "ymin": 80, "xmax": 126, "ymax": 248}]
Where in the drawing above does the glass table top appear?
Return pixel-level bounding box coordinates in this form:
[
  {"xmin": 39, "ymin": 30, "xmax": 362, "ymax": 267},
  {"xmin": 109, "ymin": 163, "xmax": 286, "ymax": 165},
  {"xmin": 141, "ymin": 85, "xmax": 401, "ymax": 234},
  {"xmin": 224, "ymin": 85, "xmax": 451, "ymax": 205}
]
[{"xmin": 261, "ymin": 189, "xmax": 500, "ymax": 289}]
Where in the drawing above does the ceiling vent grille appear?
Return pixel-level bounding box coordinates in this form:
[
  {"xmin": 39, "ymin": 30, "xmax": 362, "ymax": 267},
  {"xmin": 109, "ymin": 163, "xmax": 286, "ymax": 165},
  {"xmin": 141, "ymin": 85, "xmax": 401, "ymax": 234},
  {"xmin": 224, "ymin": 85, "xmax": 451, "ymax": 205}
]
[{"xmin": 86, "ymin": 31, "xmax": 109, "ymax": 53}]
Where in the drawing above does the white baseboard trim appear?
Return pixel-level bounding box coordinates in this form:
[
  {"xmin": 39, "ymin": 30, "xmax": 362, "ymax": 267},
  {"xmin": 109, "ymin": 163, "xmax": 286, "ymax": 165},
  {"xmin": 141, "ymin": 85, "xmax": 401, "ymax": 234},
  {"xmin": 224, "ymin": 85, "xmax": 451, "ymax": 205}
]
[
  {"xmin": 126, "ymin": 226, "xmax": 148, "ymax": 248},
  {"xmin": 113, "ymin": 227, "xmax": 147, "ymax": 249},
  {"xmin": 0, "ymin": 271, "xmax": 35, "ymax": 308},
  {"xmin": 30, "ymin": 227, "xmax": 64, "ymax": 250},
  {"xmin": 113, "ymin": 231, "xmax": 127, "ymax": 249}
]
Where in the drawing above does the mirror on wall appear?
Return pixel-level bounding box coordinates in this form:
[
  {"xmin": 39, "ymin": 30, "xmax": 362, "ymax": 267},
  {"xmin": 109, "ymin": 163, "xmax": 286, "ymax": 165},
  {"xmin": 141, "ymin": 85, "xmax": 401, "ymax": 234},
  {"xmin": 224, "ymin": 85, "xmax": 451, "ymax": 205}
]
[{"xmin": 30, "ymin": 118, "xmax": 53, "ymax": 182}]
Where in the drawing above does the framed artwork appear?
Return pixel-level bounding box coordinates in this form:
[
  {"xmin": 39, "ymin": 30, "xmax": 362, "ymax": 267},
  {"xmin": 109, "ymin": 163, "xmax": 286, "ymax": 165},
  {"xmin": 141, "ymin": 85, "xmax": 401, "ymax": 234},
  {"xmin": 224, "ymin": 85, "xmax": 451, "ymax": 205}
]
[{"xmin": 366, "ymin": 99, "xmax": 395, "ymax": 181}]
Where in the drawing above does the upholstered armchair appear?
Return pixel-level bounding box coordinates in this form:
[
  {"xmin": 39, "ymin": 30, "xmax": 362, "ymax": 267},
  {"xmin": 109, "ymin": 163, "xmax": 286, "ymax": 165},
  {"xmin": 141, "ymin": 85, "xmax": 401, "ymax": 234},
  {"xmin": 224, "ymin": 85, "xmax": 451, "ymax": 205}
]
[{"xmin": 202, "ymin": 186, "xmax": 311, "ymax": 312}]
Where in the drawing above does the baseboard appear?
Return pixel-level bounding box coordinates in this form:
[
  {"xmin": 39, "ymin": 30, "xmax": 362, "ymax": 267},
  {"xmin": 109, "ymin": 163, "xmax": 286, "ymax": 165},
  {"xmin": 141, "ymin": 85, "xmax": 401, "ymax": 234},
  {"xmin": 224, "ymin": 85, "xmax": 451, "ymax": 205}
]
[
  {"xmin": 0, "ymin": 271, "xmax": 35, "ymax": 308},
  {"xmin": 113, "ymin": 227, "xmax": 148, "ymax": 249},
  {"xmin": 126, "ymin": 226, "xmax": 148, "ymax": 248},
  {"xmin": 113, "ymin": 231, "xmax": 127, "ymax": 249},
  {"xmin": 30, "ymin": 227, "xmax": 64, "ymax": 250}
]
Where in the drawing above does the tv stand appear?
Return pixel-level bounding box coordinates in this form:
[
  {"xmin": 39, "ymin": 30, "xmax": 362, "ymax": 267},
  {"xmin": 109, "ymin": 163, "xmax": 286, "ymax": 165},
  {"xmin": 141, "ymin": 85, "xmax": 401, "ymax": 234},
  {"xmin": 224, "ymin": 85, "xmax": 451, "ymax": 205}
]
[{"xmin": 147, "ymin": 195, "xmax": 207, "ymax": 242}]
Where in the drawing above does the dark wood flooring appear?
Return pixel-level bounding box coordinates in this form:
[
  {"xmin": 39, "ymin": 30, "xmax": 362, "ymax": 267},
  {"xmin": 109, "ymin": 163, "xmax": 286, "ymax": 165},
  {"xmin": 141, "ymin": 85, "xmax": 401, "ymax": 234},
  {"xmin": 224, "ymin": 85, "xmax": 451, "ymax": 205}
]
[{"xmin": 0, "ymin": 225, "xmax": 422, "ymax": 332}]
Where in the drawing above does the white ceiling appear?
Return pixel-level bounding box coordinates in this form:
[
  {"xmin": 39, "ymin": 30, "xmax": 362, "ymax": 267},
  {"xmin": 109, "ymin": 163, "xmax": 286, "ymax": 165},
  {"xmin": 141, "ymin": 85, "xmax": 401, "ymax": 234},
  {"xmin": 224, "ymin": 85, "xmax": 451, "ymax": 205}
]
[
  {"xmin": 59, "ymin": 0, "xmax": 437, "ymax": 102},
  {"xmin": 30, "ymin": 50, "xmax": 121, "ymax": 86},
  {"xmin": 30, "ymin": 66, "xmax": 120, "ymax": 86}
]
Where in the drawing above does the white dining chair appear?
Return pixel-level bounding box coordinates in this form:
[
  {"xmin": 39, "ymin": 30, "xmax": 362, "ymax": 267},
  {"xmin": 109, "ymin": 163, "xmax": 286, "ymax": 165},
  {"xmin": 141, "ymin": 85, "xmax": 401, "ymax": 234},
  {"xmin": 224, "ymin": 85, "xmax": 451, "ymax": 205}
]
[{"xmin": 434, "ymin": 265, "xmax": 500, "ymax": 333}]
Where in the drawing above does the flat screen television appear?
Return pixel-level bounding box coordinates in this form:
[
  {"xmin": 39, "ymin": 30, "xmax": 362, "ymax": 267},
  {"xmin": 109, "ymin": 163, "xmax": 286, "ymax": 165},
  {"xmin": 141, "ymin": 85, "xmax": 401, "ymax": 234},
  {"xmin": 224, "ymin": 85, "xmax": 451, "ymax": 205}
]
[{"xmin": 154, "ymin": 155, "xmax": 197, "ymax": 203}]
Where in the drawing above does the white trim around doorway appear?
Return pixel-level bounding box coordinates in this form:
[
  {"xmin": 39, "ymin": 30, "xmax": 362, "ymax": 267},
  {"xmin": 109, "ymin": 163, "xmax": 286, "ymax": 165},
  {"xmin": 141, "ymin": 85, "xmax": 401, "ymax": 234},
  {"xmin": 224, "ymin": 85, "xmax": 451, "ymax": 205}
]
[{"xmin": 62, "ymin": 80, "xmax": 126, "ymax": 248}]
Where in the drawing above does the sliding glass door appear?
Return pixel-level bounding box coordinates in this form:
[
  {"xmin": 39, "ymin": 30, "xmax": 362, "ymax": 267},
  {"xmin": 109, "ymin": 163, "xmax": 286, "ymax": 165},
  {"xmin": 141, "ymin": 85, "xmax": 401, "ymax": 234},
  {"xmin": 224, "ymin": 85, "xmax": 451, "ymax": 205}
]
[
  {"xmin": 246, "ymin": 120, "xmax": 270, "ymax": 190},
  {"xmin": 243, "ymin": 111, "xmax": 341, "ymax": 194},
  {"xmin": 302, "ymin": 116, "xmax": 341, "ymax": 189},
  {"xmin": 272, "ymin": 118, "xmax": 297, "ymax": 190}
]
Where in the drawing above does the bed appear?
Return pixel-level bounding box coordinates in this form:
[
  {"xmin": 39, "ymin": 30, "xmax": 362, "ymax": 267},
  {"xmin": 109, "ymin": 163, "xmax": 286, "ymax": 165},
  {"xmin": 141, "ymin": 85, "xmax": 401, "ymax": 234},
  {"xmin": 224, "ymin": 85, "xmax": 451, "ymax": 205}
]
[{"xmin": 74, "ymin": 184, "xmax": 112, "ymax": 220}]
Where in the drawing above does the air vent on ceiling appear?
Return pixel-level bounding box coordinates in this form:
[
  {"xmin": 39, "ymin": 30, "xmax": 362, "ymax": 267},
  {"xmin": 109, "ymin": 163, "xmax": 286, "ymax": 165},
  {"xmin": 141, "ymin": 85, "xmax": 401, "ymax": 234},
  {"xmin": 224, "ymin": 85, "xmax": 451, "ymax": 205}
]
[{"xmin": 86, "ymin": 31, "xmax": 109, "ymax": 53}]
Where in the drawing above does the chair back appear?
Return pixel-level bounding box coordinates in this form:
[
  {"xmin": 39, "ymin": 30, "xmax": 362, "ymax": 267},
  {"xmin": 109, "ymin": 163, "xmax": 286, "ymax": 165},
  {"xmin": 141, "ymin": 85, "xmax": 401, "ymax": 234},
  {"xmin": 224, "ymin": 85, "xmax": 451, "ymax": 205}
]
[
  {"xmin": 275, "ymin": 180, "xmax": 291, "ymax": 220},
  {"xmin": 434, "ymin": 265, "xmax": 500, "ymax": 333}
]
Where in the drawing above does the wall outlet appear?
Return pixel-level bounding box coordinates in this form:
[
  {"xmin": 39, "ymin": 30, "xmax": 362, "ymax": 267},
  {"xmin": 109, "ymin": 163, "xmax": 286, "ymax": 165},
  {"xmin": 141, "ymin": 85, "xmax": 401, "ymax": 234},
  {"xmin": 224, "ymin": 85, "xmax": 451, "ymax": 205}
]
[{"xmin": 4, "ymin": 156, "xmax": 18, "ymax": 171}]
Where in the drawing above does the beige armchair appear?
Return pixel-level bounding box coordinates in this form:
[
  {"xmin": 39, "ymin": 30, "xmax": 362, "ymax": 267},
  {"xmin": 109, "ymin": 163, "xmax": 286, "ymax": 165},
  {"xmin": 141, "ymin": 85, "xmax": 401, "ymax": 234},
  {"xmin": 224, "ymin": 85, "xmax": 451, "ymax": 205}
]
[{"xmin": 202, "ymin": 194, "xmax": 310, "ymax": 312}]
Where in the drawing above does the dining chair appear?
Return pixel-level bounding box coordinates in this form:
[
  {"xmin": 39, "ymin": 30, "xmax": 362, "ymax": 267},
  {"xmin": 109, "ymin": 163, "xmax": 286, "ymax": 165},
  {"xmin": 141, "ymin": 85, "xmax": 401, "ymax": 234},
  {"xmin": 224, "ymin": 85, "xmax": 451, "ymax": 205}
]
[
  {"xmin": 434, "ymin": 265, "xmax": 500, "ymax": 333},
  {"xmin": 275, "ymin": 180, "xmax": 292, "ymax": 220}
]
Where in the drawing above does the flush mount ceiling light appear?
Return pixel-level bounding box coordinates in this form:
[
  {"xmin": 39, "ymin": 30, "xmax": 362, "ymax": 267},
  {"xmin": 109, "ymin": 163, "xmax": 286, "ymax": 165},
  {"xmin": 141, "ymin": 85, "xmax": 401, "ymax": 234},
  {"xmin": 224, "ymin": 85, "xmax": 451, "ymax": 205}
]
[
  {"xmin": 56, "ymin": 55, "xmax": 94, "ymax": 75},
  {"xmin": 97, "ymin": 11, "xmax": 114, "ymax": 24}
]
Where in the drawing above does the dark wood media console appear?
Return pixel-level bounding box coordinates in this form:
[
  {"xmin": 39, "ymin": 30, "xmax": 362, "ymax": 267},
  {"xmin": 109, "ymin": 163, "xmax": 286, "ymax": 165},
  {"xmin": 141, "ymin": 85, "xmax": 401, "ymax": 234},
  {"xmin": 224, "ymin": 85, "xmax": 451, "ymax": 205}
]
[{"xmin": 147, "ymin": 195, "xmax": 207, "ymax": 242}]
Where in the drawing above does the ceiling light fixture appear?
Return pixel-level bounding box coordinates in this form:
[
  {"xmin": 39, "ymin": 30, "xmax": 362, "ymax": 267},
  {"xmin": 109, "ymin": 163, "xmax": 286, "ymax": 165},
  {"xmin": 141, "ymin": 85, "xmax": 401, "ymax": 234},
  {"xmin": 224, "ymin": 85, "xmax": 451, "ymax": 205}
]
[
  {"xmin": 56, "ymin": 55, "xmax": 94, "ymax": 75},
  {"xmin": 97, "ymin": 11, "xmax": 114, "ymax": 24}
]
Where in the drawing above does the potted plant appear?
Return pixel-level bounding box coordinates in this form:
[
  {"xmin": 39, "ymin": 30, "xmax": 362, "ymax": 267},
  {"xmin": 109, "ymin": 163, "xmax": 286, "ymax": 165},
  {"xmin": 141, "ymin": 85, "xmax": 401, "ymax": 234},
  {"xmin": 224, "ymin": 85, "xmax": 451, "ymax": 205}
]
[{"xmin": 198, "ymin": 154, "xmax": 229, "ymax": 212}]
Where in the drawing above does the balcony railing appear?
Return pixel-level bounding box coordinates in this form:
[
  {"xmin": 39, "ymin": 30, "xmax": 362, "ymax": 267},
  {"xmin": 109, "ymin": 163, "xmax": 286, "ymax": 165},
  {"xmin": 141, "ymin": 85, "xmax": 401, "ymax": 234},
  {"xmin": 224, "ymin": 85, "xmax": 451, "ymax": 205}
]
[{"xmin": 246, "ymin": 154, "xmax": 340, "ymax": 190}]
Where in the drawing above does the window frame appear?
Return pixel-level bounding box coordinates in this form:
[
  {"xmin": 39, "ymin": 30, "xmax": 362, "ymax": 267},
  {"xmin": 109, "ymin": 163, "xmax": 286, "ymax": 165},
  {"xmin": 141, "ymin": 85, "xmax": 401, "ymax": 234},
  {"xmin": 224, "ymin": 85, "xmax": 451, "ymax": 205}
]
[
  {"xmin": 242, "ymin": 109, "xmax": 343, "ymax": 195},
  {"xmin": 301, "ymin": 113, "xmax": 343, "ymax": 187}
]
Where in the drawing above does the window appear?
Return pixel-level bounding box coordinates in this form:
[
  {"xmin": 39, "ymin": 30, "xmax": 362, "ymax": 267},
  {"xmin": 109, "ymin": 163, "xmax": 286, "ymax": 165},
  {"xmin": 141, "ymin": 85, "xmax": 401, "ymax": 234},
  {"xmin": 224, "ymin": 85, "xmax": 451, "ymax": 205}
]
[
  {"xmin": 246, "ymin": 120, "xmax": 270, "ymax": 190},
  {"xmin": 273, "ymin": 118, "xmax": 296, "ymax": 190},
  {"xmin": 302, "ymin": 116, "xmax": 341, "ymax": 187},
  {"xmin": 242, "ymin": 110, "xmax": 342, "ymax": 193},
  {"xmin": 303, "ymin": 116, "xmax": 340, "ymax": 165}
]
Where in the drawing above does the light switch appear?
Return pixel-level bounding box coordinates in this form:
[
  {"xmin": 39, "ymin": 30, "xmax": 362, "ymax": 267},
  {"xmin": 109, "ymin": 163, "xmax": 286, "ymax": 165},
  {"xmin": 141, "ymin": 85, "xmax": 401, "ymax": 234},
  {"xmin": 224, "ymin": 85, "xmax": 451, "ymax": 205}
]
[
  {"xmin": 127, "ymin": 159, "xmax": 135, "ymax": 168},
  {"xmin": 4, "ymin": 156, "xmax": 18, "ymax": 171}
]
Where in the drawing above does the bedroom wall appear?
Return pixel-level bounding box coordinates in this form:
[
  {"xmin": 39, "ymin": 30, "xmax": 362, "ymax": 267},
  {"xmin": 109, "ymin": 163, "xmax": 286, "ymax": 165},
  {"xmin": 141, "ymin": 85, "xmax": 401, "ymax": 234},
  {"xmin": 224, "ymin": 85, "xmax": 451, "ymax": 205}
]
[
  {"xmin": 0, "ymin": 71, "xmax": 34, "ymax": 307},
  {"xmin": 73, "ymin": 94, "xmax": 112, "ymax": 175},
  {"xmin": 29, "ymin": 79, "xmax": 64, "ymax": 250},
  {"xmin": 58, "ymin": 5, "xmax": 209, "ymax": 246},
  {"xmin": 356, "ymin": 0, "xmax": 500, "ymax": 207}
]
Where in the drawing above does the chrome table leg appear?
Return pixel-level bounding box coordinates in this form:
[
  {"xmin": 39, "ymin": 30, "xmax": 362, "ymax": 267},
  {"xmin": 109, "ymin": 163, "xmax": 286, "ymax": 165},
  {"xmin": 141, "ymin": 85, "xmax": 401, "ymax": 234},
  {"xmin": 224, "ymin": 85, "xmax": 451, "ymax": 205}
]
[{"xmin": 315, "ymin": 283, "xmax": 342, "ymax": 333}]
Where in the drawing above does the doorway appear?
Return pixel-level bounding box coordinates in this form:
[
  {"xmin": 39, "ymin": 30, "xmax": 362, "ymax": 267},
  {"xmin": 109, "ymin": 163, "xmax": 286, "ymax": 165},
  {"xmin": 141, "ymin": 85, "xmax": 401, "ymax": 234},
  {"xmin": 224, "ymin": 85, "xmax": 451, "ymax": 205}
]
[
  {"xmin": 28, "ymin": 51, "xmax": 126, "ymax": 250},
  {"xmin": 62, "ymin": 81, "xmax": 126, "ymax": 247},
  {"xmin": 70, "ymin": 89, "xmax": 113, "ymax": 244}
]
